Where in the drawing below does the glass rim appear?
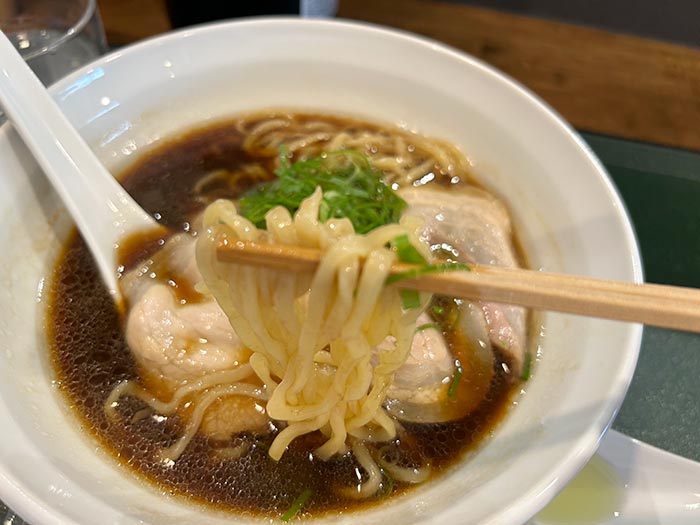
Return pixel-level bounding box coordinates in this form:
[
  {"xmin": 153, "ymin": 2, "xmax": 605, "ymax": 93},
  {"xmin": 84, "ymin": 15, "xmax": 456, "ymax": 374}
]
[{"xmin": 6, "ymin": 0, "xmax": 100, "ymax": 61}]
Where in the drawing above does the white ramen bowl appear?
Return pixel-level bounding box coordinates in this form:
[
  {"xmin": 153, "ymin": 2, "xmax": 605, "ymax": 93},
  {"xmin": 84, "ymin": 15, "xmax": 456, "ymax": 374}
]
[{"xmin": 0, "ymin": 17, "xmax": 642, "ymax": 525}]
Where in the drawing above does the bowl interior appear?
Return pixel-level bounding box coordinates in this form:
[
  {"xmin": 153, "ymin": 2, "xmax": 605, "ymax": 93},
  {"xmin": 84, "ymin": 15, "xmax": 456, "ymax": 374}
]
[{"xmin": 0, "ymin": 18, "xmax": 641, "ymax": 525}]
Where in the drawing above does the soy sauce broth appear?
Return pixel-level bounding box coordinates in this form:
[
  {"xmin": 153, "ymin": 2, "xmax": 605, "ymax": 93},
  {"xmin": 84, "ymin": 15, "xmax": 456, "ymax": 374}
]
[{"xmin": 48, "ymin": 113, "xmax": 524, "ymax": 519}]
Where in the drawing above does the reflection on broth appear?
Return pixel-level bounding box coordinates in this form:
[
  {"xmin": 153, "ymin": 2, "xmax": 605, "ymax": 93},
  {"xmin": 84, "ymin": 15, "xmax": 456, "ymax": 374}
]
[{"xmin": 48, "ymin": 112, "xmax": 530, "ymax": 519}]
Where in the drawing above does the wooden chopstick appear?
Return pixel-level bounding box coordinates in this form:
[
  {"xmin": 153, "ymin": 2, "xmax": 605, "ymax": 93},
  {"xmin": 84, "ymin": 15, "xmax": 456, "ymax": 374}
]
[{"xmin": 216, "ymin": 240, "xmax": 700, "ymax": 333}]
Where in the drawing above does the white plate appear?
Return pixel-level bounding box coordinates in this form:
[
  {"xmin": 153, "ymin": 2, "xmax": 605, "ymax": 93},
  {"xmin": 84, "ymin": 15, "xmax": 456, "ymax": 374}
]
[{"xmin": 531, "ymin": 430, "xmax": 700, "ymax": 524}]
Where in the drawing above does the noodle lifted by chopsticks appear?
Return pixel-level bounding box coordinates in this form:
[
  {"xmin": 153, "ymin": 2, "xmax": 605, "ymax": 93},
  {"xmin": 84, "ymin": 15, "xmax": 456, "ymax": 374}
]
[{"xmin": 196, "ymin": 188, "xmax": 430, "ymax": 460}]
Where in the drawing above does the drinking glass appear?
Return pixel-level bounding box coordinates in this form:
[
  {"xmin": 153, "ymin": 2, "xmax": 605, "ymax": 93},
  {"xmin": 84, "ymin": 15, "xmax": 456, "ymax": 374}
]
[{"xmin": 0, "ymin": 0, "xmax": 108, "ymax": 86}]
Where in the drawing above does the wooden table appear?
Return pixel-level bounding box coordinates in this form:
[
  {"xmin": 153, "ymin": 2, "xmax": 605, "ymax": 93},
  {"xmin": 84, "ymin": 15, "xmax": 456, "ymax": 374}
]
[{"xmin": 96, "ymin": 0, "xmax": 700, "ymax": 151}]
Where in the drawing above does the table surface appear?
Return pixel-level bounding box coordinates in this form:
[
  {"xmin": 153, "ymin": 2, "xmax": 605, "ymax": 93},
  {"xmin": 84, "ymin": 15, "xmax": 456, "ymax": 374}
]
[
  {"xmin": 96, "ymin": 0, "xmax": 700, "ymax": 152},
  {"xmin": 581, "ymin": 132, "xmax": 700, "ymax": 462},
  {"xmin": 3, "ymin": 1, "xmax": 700, "ymax": 523}
]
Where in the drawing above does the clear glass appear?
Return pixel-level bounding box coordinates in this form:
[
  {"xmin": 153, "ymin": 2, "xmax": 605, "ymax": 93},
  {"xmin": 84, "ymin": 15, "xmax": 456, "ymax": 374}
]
[{"xmin": 0, "ymin": 0, "xmax": 108, "ymax": 85}]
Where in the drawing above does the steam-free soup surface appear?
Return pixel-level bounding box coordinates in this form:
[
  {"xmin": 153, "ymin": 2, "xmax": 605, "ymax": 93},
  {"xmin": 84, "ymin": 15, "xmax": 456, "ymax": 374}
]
[{"xmin": 48, "ymin": 113, "xmax": 522, "ymax": 519}]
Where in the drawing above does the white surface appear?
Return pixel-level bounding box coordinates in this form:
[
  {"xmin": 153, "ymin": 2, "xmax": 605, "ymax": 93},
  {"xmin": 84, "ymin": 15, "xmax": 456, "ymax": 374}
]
[
  {"xmin": 531, "ymin": 430, "xmax": 700, "ymax": 524},
  {"xmin": 0, "ymin": 31, "xmax": 156, "ymax": 299},
  {"xmin": 0, "ymin": 18, "xmax": 643, "ymax": 525}
]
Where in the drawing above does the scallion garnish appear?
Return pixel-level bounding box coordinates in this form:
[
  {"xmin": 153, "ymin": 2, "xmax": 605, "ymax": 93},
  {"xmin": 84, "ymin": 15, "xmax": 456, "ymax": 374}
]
[
  {"xmin": 388, "ymin": 238, "xmax": 469, "ymax": 309},
  {"xmin": 447, "ymin": 360, "xmax": 463, "ymax": 398},
  {"xmin": 385, "ymin": 262, "xmax": 470, "ymax": 285},
  {"xmin": 378, "ymin": 473, "xmax": 395, "ymax": 497},
  {"xmin": 281, "ymin": 488, "xmax": 313, "ymax": 522},
  {"xmin": 400, "ymin": 289, "xmax": 422, "ymax": 310},
  {"xmin": 416, "ymin": 322, "xmax": 439, "ymax": 332},
  {"xmin": 391, "ymin": 234, "xmax": 427, "ymax": 265},
  {"xmin": 430, "ymin": 297, "xmax": 461, "ymax": 329},
  {"xmin": 239, "ymin": 149, "xmax": 407, "ymax": 234}
]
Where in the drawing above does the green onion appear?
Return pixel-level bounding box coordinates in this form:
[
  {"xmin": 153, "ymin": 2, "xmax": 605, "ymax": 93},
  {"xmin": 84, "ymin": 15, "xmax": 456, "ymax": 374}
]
[
  {"xmin": 447, "ymin": 360, "xmax": 463, "ymax": 398},
  {"xmin": 386, "ymin": 262, "xmax": 470, "ymax": 285},
  {"xmin": 416, "ymin": 322, "xmax": 439, "ymax": 332},
  {"xmin": 400, "ymin": 289, "xmax": 422, "ymax": 310},
  {"xmin": 281, "ymin": 488, "xmax": 313, "ymax": 522},
  {"xmin": 239, "ymin": 149, "xmax": 407, "ymax": 234},
  {"xmin": 391, "ymin": 234, "xmax": 427, "ymax": 265},
  {"xmin": 390, "ymin": 264, "xmax": 469, "ymax": 310},
  {"xmin": 521, "ymin": 353, "xmax": 533, "ymax": 381},
  {"xmin": 429, "ymin": 297, "xmax": 461, "ymax": 330},
  {"xmin": 378, "ymin": 473, "xmax": 395, "ymax": 497}
]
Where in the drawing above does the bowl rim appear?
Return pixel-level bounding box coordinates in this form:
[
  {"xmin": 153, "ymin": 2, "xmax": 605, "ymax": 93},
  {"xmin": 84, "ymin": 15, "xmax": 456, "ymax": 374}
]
[{"xmin": 0, "ymin": 16, "xmax": 644, "ymax": 525}]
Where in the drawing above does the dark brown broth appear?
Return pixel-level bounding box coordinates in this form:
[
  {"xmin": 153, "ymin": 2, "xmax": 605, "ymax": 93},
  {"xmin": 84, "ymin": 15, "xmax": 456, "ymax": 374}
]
[{"xmin": 48, "ymin": 114, "xmax": 522, "ymax": 519}]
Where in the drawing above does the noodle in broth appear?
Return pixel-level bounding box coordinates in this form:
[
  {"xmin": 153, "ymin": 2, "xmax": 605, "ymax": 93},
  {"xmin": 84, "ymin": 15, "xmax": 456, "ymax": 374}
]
[{"xmin": 48, "ymin": 111, "xmax": 529, "ymax": 519}]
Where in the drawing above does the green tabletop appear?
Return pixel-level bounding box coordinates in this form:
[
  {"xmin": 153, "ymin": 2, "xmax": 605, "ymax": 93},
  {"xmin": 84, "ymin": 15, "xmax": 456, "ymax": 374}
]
[
  {"xmin": 582, "ymin": 132, "xmax": 700, "ymax": 461},
  {"xmin": 2, "ymin": 132, "xmax": 699, "ymax": 524}
]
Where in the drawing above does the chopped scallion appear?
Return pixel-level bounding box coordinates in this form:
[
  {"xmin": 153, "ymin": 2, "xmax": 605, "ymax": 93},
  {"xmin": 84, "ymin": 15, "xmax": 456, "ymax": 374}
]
[
  {"xmin": 391, "ymin": 234, "xmax": 427, "ymax": 265},
  {"xmin": 281, "ymin": 488, "xmax": 313, "ymax": 522},
  {"xmin": 416, "ymin": 322, "xmax": 439, "ymax": 332},
  {"xmin": 400, "ymin": 289, "xmax": 422, "ymax": 310},
  {"xmin": 447, "ymin": 360, "xmax": 463, "ymax": 398},
  {"xmin": 378, "ymin": 473, "xmax": 395, "ymax": 497},
  {"xmin": 239, "ymin": 149, "xmax": 406, "ymax": 234},
  {"xmin": 386, "ymin": 262, "xmax": 470, "ymax": 285},
  {"xmin": 429, "ymin": 297, "xmax": 461, "ymax": 330}
]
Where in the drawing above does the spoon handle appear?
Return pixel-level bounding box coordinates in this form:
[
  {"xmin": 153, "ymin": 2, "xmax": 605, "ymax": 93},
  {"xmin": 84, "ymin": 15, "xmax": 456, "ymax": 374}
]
[{"xmin": 0, "ymin": 31, "xmax": 157, "ymax": 298}]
